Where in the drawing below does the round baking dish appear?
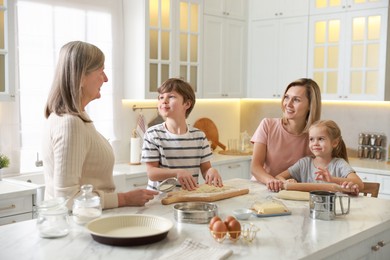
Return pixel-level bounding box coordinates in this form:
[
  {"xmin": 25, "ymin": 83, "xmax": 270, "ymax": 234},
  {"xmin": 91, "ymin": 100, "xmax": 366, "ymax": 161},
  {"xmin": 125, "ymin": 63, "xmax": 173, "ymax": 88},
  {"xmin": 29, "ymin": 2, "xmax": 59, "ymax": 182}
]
[{"xmin": 173, "ymin": 202, "xmax": 218, "ymax": 224}]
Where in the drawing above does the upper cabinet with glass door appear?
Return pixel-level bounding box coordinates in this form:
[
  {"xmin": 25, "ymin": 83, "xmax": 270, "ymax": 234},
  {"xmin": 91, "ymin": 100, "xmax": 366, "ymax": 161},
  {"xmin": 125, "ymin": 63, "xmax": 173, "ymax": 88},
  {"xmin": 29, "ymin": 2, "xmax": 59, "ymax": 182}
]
[
  {"xmin": 308, "ymin": 1, "xmax": 389, "ymax": 100},
  {"xmin": 122, "ymin": 0, "xmax": 201, "ymax": 99},
  {"xmin": 0, "ymin": 0, "xmax": 15, "ymax": 101},
  {"xmin": 147, "ymin": 0, "xmax": 201, "ymax": 99},
  {"xmin": 310, "ymin": 0, "xmax": 388, "ymax": 14}
]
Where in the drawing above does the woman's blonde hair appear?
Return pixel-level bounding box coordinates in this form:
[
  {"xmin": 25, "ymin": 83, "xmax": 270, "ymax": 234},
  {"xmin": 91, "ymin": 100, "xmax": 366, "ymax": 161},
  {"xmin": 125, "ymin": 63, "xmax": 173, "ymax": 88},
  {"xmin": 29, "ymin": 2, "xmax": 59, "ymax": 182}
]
[
  {"xmin": 45, "ymin": 41, "xmax": 105, "ymax": 122},
  {"xmin": 310, "ymin": 120, "xmax": 348, "ymax": 162},
  {"xmin": 281, "ymin": 78, "xmax": 322, "ymax": 133}
]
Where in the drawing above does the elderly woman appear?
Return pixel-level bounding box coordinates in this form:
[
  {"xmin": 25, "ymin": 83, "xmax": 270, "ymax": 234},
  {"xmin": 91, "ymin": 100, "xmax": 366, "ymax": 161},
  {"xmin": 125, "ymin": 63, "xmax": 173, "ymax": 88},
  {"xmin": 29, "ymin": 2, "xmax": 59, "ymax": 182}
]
[{"xmin": 43, "ymin": 41, "xmax": 158, "ymax": 209}]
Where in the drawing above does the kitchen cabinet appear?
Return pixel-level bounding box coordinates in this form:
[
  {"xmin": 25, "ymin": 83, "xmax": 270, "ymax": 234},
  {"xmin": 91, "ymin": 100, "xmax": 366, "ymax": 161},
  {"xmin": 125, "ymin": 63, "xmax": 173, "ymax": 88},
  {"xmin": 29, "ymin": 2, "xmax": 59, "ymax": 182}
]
[
  {"xmin": 126, "ymin": 174, "xmax": 148, "ymax": 190},
  {"xmin": 123, "ymin": 0, "xmax": 201, "ymax": 99},
  {"xmin": 310, "ymin": 0, "xmax": 388, "ymax": 15},
  {"xmin": 0, "ymin": 195, "xmax": 33, "ymax": 225},
  {"xmin": 324, "ymin": 228, "xmax": 390, "ymax": 260},
  {"xmin": 203, "ymin": 0, "xmax": 246, "ymax": 20},
  {"xmin": 202, "ymin": 14, "xmax": 246, "ymax": 98},
  {"xmin": 308, "ymin": 7, "xmax": 389, "ymax": 100},
  {"xmin": 214, "ymin": 159, "xmax": 250, "ymax": 180},
  {"xmin": 250, "ymin": 0, "xmax": 309, "ymax": 20},
  {"xmin": 356, "ymin": 171, "xmax": 390, "ymax": 199},
  {"xmin": 247, "ymin": 0, "xmax": 309, "ymax": 99},
  {"xmin": 0, "ymin": 0, "xmax": 16, "ymax": 102}
]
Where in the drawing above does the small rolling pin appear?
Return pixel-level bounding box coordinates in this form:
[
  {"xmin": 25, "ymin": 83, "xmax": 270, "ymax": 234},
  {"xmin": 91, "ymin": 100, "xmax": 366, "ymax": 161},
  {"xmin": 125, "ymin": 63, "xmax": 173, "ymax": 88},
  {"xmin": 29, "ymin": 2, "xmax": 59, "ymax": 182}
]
[{"xmin": 283, "ymin": 182, "xmax": 352, "ymax": 193}]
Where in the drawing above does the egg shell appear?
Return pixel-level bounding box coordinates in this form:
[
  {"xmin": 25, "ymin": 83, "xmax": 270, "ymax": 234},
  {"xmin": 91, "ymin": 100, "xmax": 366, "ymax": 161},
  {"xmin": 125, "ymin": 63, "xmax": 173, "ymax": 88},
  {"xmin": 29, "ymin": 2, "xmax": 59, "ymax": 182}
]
[
  {"xmin": 224, "ymin": 215, "xmax": 236, "ymax": 226},
  {"xmin": 227, "ymin": 219, "xmax": 241, "ymax": 239},
  {"xmin": 209, "ymin": 216, "xmax": 222, "ymax": 230},
  {"xmin": 212, "ymin": 220, "xmax": 228, "ymax": 239}
]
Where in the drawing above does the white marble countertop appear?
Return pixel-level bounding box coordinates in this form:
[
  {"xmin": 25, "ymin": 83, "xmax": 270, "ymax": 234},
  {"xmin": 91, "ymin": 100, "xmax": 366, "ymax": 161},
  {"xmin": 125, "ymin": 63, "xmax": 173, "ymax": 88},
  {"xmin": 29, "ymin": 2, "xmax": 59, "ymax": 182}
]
[
  {"xmin": 0, "ymin": 179, "xmax": 389, "ymax": 260},
  {"xmin": 349, "ymin": 157, "xmax": 390, "ymax": 175},
  {"xmin": 0, "ymin": 180, "xmax": 36, "ymax": 198}
]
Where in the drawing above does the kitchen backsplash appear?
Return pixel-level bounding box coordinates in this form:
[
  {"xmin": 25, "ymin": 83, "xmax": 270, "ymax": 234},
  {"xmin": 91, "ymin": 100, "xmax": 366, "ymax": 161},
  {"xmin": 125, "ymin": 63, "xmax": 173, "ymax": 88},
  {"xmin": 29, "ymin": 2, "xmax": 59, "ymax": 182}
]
[{"xmin": 117, "ymin": 99, "xmax": 390, "ymax": 163}]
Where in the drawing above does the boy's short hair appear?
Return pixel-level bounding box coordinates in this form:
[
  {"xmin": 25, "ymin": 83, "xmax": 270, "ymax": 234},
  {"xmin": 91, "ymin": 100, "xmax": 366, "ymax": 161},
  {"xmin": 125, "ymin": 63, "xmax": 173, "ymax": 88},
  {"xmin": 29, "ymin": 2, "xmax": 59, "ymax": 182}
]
[{"xmin": 158, "ymin": 78, "xmax": 196, "ymax": 118}]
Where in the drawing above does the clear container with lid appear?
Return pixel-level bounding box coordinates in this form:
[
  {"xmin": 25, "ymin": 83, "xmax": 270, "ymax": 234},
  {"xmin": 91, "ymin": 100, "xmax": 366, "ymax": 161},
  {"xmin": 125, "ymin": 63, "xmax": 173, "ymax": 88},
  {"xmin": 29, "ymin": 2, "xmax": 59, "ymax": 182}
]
[
  {"xmin": 36, "ymin": 197, "xmax": 70, "ymax": 238},
  {"xmin": 72, "ymin": 184, "xmax": 102, "ymax": 224}
]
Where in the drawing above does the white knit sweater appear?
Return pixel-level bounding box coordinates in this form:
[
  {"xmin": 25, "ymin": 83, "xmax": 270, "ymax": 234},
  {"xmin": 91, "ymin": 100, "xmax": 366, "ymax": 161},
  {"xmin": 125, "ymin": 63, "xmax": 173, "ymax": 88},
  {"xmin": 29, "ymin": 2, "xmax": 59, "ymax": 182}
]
[{"xmin": 42, "ymin": 112, "xmax": 118, "ymax": 209}]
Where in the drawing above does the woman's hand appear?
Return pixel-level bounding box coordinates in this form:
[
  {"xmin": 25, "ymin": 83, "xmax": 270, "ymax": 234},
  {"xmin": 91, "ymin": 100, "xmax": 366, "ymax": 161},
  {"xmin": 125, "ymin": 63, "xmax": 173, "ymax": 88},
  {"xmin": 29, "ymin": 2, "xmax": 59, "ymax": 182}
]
[
  {"xmin": 118, "ymin": 189, "xmax": 159, "ymax": 207},
  {"xmin": 204, "ymin": 168, "xmax": 223, "ymax": 187},
  {"xmin": 266, "ymin": 179, "xmax": 284, "ymax": 192},
  {"xmin": 315, "ymin": 167, "xmax": 333, "ymax": 182},
  {"xmin": 340, "ymin": 181, "xmax": 360, "ymax": 196}
]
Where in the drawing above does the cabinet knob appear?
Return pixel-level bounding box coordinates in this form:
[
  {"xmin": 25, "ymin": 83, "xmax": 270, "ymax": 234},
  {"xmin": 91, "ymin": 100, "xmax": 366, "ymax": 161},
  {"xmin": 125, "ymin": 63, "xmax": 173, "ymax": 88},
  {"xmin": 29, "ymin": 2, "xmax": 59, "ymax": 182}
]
[
  {"xmin": 378, "ymin": 241, "xmax": 385, "ymax": 247},
  {"xmin": 371, "ymin": 245, "xmax": 381, "ymax": 251},
  {"xmin": 274, "ymin": 13, "xmax": 278, "ymax": 16},
  {"xmin": 279, "ymin": 12, "xmax": 283, "ymax": 16}
]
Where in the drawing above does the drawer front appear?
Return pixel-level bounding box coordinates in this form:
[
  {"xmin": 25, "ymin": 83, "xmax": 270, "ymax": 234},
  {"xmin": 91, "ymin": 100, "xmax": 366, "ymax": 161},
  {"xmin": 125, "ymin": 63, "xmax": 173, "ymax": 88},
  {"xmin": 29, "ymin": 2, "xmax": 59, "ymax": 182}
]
[
  {"xmin": 377, "ymin": 175, "xmax": 390, "ymax": 195},
  {"xmin": 0, "ymin": 212, "xmax": 33, "ymax": 226},
  {"xmin": 0, "ymin": 195, "xmax": 33, "ymax": 218},
  {"xmin": 356, "ymin": 172, "xmax": 377, "ymax": 182},
  {"xmin": 218, "ymin": 161, "xmax": 250, "ymax": 180},
  {"xmin": 126, "ymin": 175, "xmax": 148, "ymax": 189}
]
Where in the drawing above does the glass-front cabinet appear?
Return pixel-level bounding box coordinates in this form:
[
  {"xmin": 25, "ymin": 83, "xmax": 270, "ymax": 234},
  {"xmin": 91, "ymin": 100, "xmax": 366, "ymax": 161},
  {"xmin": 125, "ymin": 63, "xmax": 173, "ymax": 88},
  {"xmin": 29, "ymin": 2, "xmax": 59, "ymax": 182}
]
[
  {"xmin": 308, "ymin": 2, "xmax": 389, "ymax": 100},
  {"xmin": 147, "ymin": 0, "xmax": 200, "ymax": 97},
  {"xmin": 0, "ymin": 0, "xmax": 15, "ymax": 101},
  {"xmin": 123, "ymin": 0, "xmax": 200, "ymax": 99},
  {"xmin": 310, "ymin": 0, "xmax": 388, "ymax": 14}
]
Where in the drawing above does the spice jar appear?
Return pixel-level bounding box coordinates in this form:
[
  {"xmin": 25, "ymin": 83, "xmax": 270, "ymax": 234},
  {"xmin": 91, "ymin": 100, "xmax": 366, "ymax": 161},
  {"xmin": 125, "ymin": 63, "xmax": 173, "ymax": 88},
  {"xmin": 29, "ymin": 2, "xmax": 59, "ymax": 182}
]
[
  {"xmin": 72, "ymin": 184, "xmax": 102, "ymax": 225},
  {"xmin": 36, "ymin": 197, "xmax": 70, "ymax": 238}
]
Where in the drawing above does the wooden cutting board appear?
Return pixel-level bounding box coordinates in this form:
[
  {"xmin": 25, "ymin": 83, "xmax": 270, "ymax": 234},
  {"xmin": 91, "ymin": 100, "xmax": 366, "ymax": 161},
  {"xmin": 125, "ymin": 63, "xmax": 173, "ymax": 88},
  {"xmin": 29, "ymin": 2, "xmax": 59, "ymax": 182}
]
[
  {"xmin": 193, "ymin": 118, "xmax": 226, "ymax": 150},
  {"xmin": 161, "ymin": 186, "xmax": 249, "ymax": 205}
]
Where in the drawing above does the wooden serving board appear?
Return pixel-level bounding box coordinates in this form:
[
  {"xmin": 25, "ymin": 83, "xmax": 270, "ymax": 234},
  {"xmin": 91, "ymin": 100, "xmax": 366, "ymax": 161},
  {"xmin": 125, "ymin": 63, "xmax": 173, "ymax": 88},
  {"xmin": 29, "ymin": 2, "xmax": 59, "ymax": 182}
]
[{"xmin": 161, "ymin": 187, "xmax": 249, "ymax": 205}]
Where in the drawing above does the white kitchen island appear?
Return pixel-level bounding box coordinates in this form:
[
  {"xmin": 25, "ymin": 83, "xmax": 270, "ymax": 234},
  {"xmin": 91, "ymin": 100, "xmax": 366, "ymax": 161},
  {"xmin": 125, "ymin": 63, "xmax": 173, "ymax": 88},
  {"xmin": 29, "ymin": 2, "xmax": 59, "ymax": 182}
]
[{"xmin": 0, "ymin": 178, "xmax": 389, "ymax": 260}]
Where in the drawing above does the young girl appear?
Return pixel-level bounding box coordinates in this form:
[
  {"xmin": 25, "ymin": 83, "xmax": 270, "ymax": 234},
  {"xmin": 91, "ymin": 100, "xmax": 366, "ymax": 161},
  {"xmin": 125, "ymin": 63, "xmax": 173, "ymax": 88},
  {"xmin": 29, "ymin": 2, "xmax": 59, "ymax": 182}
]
[{"xmin": 274, "ymin": 120, "xmax": 364, "ymax": 195}]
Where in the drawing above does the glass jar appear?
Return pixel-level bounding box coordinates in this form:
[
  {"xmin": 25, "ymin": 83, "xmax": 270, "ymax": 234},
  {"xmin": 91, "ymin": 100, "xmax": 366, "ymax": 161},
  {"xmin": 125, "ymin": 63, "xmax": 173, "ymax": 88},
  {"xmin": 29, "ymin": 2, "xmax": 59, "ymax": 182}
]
[
  {"xmin": 36, "ymin": 197, "xmax": 70, "ymax": 238},
  {"xmin": 72, "ymin": 184, "xmax": 102, "ymax": 225}
]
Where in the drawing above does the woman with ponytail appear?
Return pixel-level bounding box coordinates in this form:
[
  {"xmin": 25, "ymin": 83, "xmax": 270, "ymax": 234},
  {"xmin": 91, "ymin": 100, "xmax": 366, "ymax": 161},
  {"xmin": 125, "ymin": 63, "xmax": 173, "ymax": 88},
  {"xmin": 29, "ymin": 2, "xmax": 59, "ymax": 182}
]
[{"xmin": 273, "ymin": 120, "xmax": 363, "ymax": 195}]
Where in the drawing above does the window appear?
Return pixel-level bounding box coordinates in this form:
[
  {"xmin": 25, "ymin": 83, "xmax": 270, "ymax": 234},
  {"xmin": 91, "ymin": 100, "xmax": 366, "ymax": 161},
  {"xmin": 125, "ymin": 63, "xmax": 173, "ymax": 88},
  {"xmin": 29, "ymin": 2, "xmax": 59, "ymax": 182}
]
[{"xmin": 16, "ymin": 0, "xmax": 123, "ymax": 172}]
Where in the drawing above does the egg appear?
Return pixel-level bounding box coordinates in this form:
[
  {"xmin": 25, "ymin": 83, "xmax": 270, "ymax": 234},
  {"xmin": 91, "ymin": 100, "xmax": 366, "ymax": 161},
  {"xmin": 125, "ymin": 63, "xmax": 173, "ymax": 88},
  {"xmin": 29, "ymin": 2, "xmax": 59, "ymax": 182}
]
[
  {"xmin": 209, "ymin": 216, "xmax": 222, "ymax": 230},
  {"xmin": 227, "ymin": 219, "xmax": 241, "ymax": 239},
  {"xmin": 224, "ymin": 215, "xmax": 236, "ymax": 226},
  {"xmin": 212, "ymin": 220, "xmax": 227, "ymax": 239}
]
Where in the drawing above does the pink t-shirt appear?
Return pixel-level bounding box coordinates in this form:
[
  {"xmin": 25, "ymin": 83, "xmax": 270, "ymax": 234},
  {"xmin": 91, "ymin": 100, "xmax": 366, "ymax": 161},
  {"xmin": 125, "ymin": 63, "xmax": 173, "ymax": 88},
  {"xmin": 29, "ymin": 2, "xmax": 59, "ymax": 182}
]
[{"xmin": 251, "ymin": 118, "xmax": 312, "ymax": 177}]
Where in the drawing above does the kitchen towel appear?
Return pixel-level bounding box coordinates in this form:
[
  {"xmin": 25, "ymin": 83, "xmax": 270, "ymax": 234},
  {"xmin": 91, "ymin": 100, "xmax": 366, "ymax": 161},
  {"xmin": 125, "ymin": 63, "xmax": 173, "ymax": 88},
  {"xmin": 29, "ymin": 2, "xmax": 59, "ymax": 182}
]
[
  {"xmin": 157, "ymin": 238, "xmax": 233, "ymax": 260},
  {"xmin": 136, "ymin": 113, "xmax": 146, "ymax": 140},
  {"xmin": 130, "ymin": 137, "xmax": 141, "ymax": 164}
]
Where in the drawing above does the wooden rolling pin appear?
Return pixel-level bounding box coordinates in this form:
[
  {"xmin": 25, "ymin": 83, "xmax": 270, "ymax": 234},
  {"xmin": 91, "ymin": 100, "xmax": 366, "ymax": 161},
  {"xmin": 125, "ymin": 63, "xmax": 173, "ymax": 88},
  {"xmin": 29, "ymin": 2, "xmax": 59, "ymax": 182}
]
[{"xmin": 283, "ymin": 182, "xmax": 352, "ymax": 193}]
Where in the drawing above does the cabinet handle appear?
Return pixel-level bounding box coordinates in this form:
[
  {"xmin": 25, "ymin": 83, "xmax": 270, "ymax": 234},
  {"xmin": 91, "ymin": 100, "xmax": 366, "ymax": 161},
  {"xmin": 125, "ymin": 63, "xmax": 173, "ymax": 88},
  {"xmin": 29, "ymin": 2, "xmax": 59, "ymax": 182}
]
[
  {"xmin": 372, "ymin": 241, "xmax": 386, "ymax": 251},
  {"xmin": 133, "ymin": 182, "xmax": 148, "ymax": 187},
  {"xmin": 0, "ymin": 204, "xmax": 16, "ymax": 211},
  {"xmin": 228, "ymin": 164, "xmax": 241, "ymax": 169},
  {"xmin": 377, "ymin": 241, "xmax": 385, "ymax": 247}
]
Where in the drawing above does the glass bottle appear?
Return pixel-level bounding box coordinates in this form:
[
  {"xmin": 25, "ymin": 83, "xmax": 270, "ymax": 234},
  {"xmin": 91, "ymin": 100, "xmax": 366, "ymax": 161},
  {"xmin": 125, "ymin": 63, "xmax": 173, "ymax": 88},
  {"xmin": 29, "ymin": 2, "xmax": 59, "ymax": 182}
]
[
  {"xmin": 72, "ymin": 184, "xmax": 102, "ymax": 224},
  {"xmin": 36, "ymin": 197, "xmax": 69, "ymax": 238}
]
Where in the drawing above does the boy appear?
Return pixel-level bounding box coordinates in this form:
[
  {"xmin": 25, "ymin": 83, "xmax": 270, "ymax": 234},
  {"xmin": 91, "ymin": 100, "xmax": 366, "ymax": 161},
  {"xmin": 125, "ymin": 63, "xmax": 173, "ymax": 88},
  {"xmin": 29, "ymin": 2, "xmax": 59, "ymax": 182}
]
[{"xmin": 141, "ymin": 78, "xmax": 223, "ymax": 191}]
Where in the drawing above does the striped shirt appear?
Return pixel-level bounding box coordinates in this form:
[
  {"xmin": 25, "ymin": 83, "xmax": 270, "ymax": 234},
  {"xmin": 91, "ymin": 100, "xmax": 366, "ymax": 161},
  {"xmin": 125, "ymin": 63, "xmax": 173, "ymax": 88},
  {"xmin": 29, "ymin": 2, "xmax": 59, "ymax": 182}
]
[{"xmin": 141, "ymin": 123, "xmax": 213, "ymax": 190}]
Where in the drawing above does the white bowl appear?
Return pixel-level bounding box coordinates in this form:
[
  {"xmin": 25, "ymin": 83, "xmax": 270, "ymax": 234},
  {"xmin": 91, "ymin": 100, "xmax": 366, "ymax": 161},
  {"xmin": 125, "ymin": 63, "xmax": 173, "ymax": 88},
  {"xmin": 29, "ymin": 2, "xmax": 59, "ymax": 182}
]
[{"xmin": 233, "ymin": 208, "xmax": 252, "ymax": 220}]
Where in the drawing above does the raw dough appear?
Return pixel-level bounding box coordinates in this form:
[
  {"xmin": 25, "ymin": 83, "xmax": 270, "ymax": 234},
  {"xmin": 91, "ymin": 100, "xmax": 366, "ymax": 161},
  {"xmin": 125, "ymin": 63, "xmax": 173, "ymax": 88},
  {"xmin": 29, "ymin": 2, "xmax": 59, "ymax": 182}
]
[
  {"xmin": 276, "ymin": 190, "xmax": 310, "ymax": 201},
  {"xmin": 180, "ymin": 184, "xmax": 231, "ymax": 193}
]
